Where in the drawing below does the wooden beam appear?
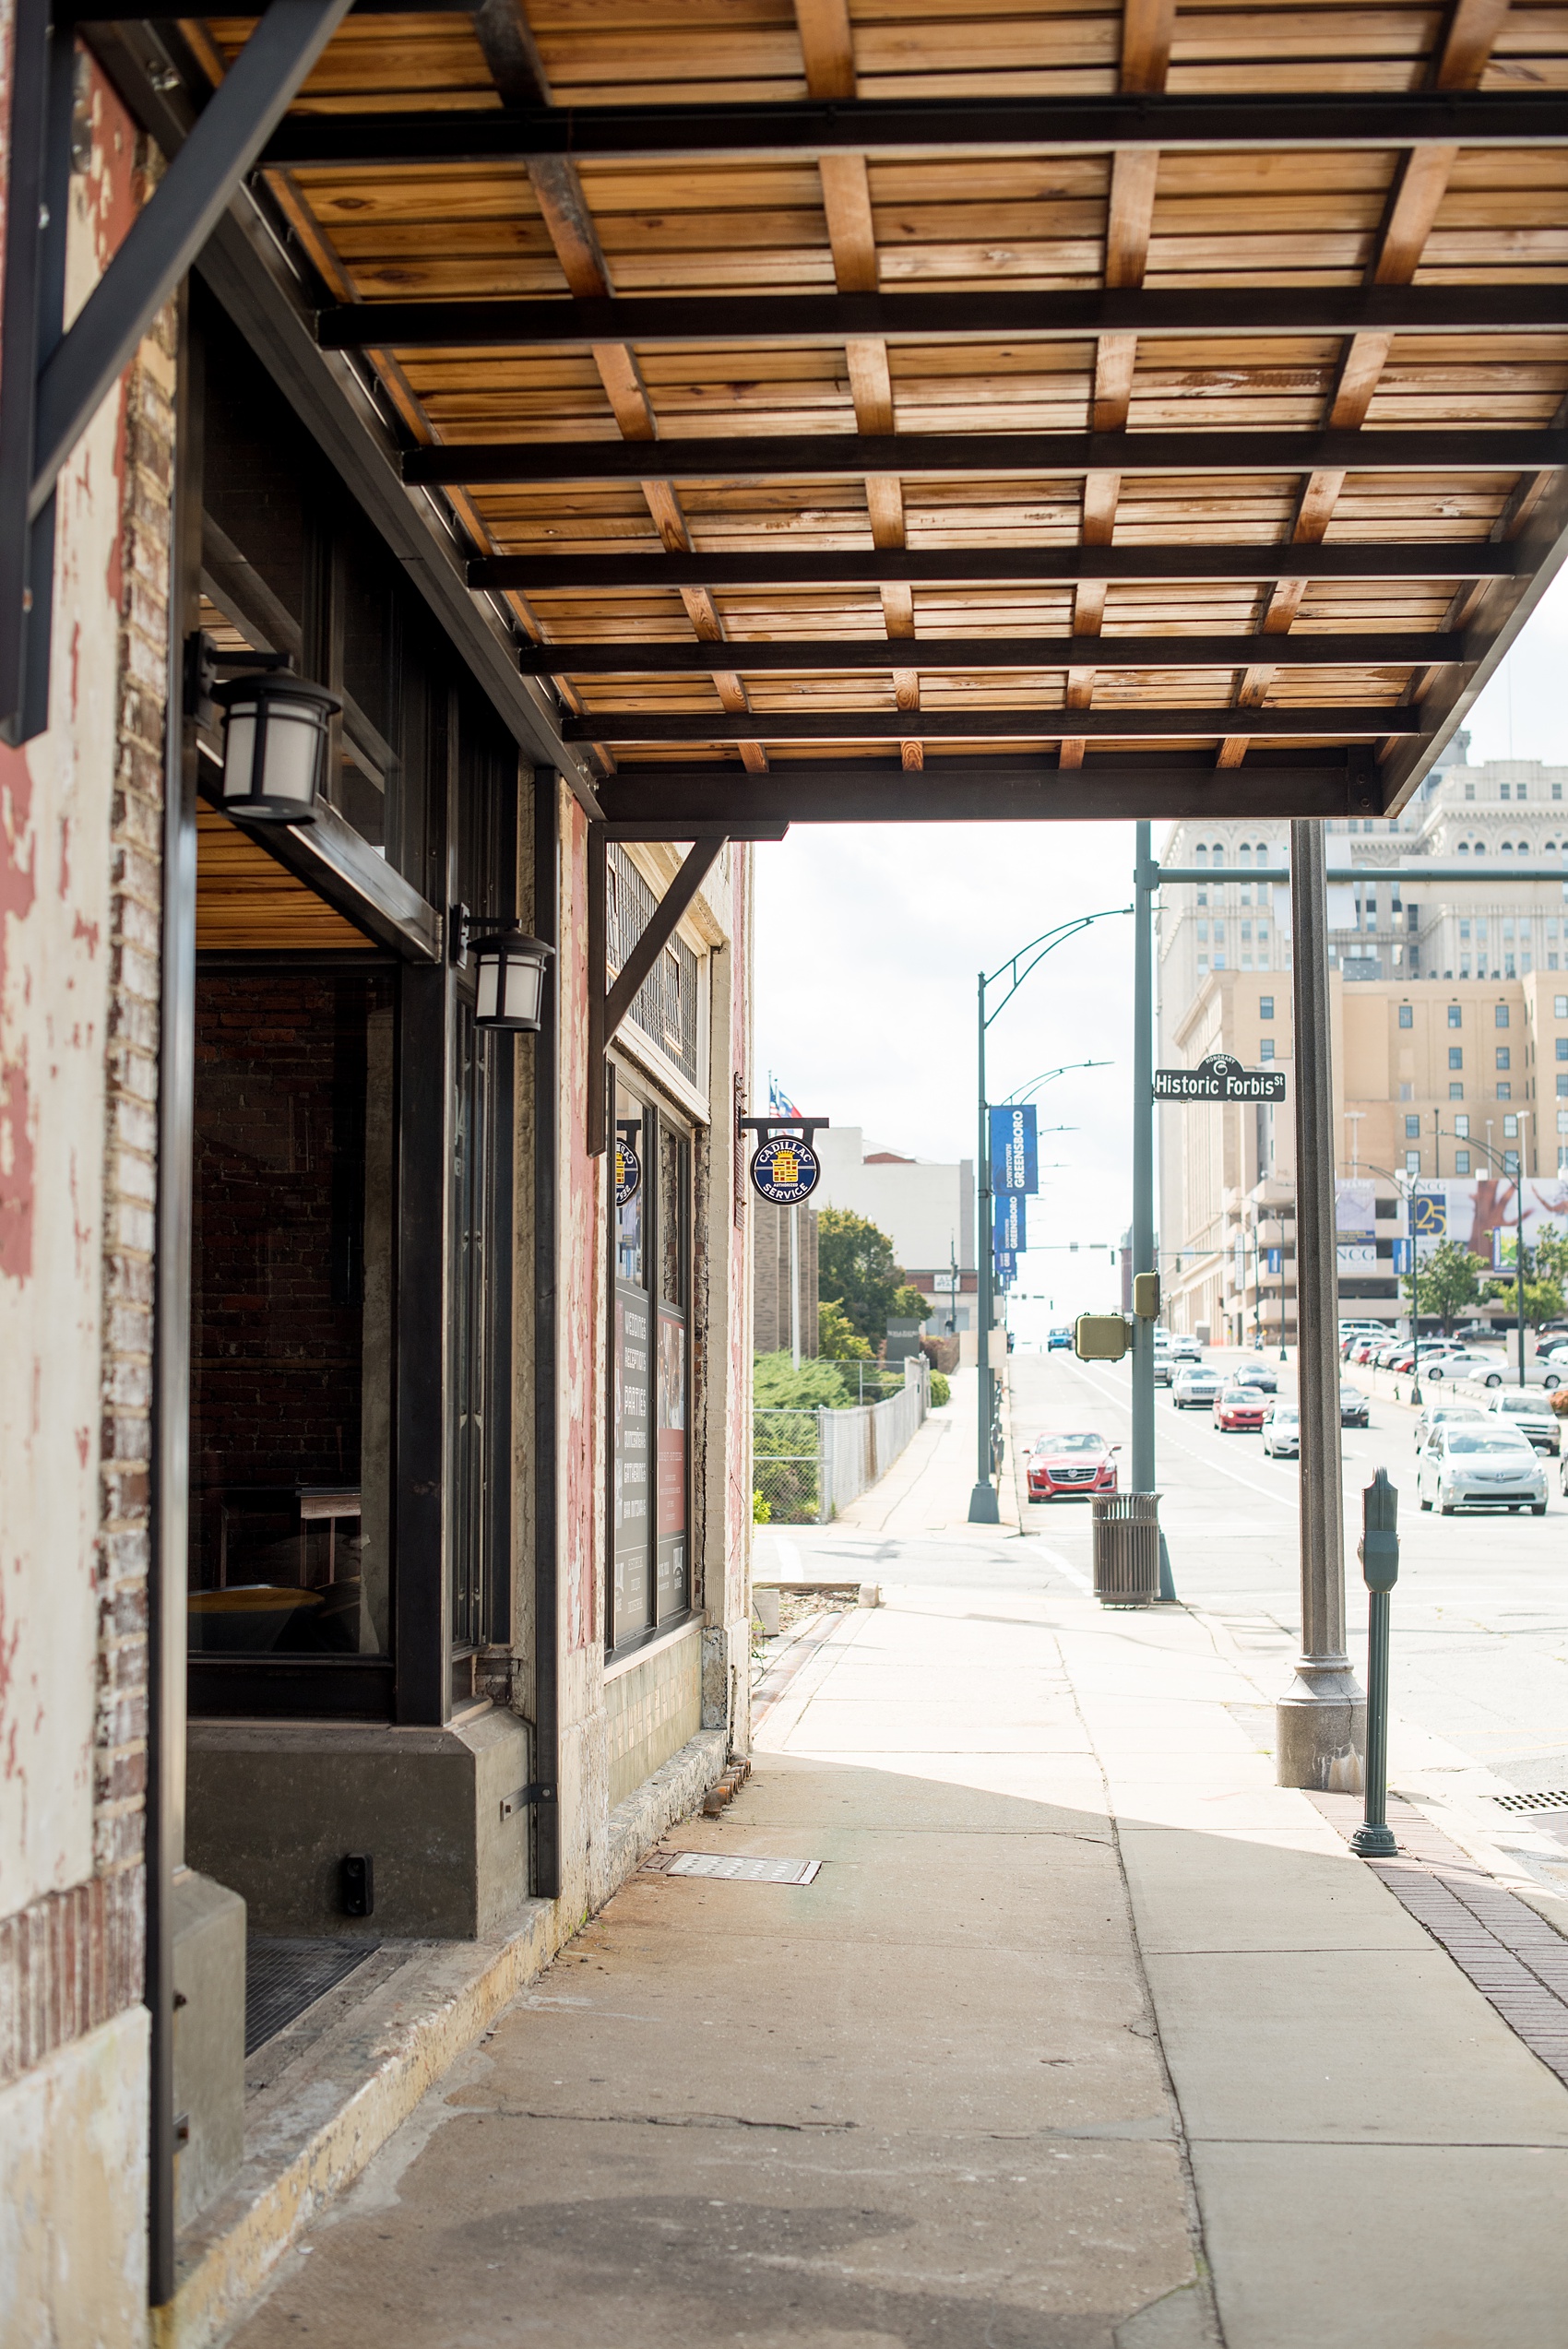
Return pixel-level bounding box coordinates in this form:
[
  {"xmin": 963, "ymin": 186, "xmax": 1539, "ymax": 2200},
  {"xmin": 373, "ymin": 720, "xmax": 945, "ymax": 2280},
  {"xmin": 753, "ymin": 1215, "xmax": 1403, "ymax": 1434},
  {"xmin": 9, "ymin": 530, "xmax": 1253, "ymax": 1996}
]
[
  {"xmin": 1434, "ymin": 0, "xmax": 1512, "ymax": 88},
  {"xmin": 411, "ymin": 428, "xmax": 1568, "ymax": 487},
  {"xmin": 518, "ymin": 632, "xmax": 1462, "ymax": 674},
  {"xmin": 818, "ymin": 154, "xmax": 877, "ymax": 291},
  {"xmin": 1120, "ymin": 0, "xmax": 1175, "ymax": 93},
  {"xmin": 1374, "ymin": 145, "xmax": 1460, "ymax": 284},
  {"xmin": 794, "ymin": 0, "xmax": 855, "ymax": 99},
  {"xmin": 264, "ymin": 91, "xmax": 1568, "ymax": 171},
  {"xmin": 470, "ymin": 0, "xmax": 551, "ymax": 106},
  {"xmin": 1105, "ymin": 149, "xmax": 1159, "ymax": 288},
  {"xmin": 563, "ymin": 706, "xmax": 1421, "ymax": 743},
  {"xmin": 317, "ymin": 286, "xmax": 1568, "ymax": 350},
  {"xmin": 470, "ymin": 541, "xmax": 1526, "ymax": 592}
]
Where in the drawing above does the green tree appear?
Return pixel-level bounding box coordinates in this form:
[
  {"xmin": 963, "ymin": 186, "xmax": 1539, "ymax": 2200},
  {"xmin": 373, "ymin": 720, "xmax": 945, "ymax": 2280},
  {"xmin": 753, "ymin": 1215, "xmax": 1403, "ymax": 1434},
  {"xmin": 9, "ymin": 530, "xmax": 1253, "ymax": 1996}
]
[
  {"xmin": 891, "ymin": 1283, "xmax": 931, "ymax": 1323},
  {"xmin": 1410, "ymin": 1239, "xmax": 1483, "ymax": 1333},
  {"xmin": 818, "ymin": 1206, "xmax": 902, "ymax": 1343},
  {"xmin": 1483, "ymin": 1273, "xmax": 1565, "ymax": 1328},
  {"xmin": 754, "ymin": 1350, "xmax": 849, "ymax": 1407},
  {"xmin": 817, "ymin": 1299, "xmax": 873, "ymax": 1361}
]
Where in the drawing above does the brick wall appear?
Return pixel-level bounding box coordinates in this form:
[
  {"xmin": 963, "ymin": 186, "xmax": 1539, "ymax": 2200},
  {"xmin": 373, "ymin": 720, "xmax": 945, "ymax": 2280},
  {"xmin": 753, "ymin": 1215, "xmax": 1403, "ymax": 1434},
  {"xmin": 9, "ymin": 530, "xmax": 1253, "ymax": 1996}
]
[{"xmin": 752, "ymin": 1199, "xmax": 818, "ymax": 1358}]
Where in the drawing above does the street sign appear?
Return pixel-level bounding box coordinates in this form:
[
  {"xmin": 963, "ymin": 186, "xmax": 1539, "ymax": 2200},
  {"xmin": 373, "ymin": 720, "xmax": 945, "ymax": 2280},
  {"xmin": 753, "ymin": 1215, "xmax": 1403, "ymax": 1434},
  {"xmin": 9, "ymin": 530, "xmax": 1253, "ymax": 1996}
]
[
  {"xmin": 990, "ymin": 1103, "xmax": 1039, "ymax": 1194},
  {"xmin": 750, "ymin": 1133, "xmax": 821, "ymax": 1204},
  {"xmin": 932, "ymin": 1272, "xmax": 959, "ymax": 1292},
  {"xmin": 994, "ymin": 1192, "xmax": 1026, "ymax": 1254},
  {"xmin": 1153, "ymin": 1050, "xmax": 1286, "ymax": 1104}
]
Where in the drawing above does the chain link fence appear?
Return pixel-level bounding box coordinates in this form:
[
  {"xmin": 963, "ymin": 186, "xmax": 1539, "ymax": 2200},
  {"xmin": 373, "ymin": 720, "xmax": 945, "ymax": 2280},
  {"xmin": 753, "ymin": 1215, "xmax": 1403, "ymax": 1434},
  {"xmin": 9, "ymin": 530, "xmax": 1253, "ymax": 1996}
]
[{"xmin": 754, "ymin": 1360, "xmax": 931, "ymax": 1524}]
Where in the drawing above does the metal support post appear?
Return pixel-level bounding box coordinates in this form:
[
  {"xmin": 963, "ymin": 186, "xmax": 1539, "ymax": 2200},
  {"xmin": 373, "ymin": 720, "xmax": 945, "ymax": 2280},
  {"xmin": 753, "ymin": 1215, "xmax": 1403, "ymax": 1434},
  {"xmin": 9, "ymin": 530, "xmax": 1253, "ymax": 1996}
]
[
  {"xmin": 790, "ymin": 1201, "xmax": 801, "ymax": 1370},
  {"xmin": 1132, "ymin": 825, "xmax": 1176, "ymax": 1599},
  {"xmin": 970, "ymin": 969, "xmax": 1000, "ymax": 1521},
  {"xmin": 1350, "ymin": 1468, "xmax": 1399, "ymax": 1858},
  {"xmin": 1277, "ymin": 818, "xmax": 1365, "ymax": 1788},
  {"xmin": 1515, "ymin": 1118, "xmax": 1528, "ymax": 1384}
]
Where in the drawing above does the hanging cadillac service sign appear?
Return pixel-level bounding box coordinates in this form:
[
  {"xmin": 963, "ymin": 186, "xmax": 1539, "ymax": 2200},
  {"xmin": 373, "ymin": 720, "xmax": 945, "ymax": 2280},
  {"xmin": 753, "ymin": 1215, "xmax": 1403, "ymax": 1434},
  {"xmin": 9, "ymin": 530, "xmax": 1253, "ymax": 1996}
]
[
  {"xmin": 614, "ymin": 1133, "xmax": 641, "ymax": 1208},
  {"xmin": 1153, "ymin": 1050, "xmax": 1287, "ymax": 1104},
  {"xmin": 750, "ymin": 1132, "xmax": 822, "ymax": 1204}
]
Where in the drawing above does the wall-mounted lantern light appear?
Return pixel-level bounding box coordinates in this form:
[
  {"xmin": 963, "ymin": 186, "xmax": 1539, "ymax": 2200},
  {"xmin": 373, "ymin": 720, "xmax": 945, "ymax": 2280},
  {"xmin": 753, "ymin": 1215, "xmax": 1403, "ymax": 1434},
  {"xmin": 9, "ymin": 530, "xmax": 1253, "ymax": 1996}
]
[
  {"xmin": 214, "ymin": 670, "xmax": 340, "ymax": 824},
  {"xmin": 452, "ymin": 904, "xmax": 555, "ymax": 1031}
]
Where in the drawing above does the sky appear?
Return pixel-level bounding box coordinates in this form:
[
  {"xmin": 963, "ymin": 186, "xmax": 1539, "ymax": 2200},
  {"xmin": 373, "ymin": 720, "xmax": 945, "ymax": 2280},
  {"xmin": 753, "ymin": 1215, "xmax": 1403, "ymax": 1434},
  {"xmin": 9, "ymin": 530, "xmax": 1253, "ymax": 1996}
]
[{"xmin": 753, "ymin": 564, "xmax": 1568, "ymax": 1335}]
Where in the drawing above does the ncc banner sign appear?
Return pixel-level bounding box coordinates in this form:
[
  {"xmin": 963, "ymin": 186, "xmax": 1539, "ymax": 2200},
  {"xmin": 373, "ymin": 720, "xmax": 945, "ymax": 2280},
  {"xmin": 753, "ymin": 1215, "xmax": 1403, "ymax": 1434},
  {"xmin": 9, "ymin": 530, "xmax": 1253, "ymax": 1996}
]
[
  {"xmin": 990, "ymin": 1104, "xmax": 1039, "ymax": 1194},
  {"xmin": 1154, "ymin": 1050, "xmax": 1287, "ymax": 1104}
]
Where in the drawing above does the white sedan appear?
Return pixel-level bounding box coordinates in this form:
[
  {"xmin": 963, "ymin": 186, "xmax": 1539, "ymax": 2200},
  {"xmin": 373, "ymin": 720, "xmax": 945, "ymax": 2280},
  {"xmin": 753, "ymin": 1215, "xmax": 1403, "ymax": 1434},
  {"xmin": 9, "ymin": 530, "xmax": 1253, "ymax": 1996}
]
[
  {"xmin": 1261, "ymin": 1405, "xmax": 1299, "ymax": 1458},
  {"xmin": 1418, "ymin": 1425, "xmax": 1548, "ymax": 1515}
]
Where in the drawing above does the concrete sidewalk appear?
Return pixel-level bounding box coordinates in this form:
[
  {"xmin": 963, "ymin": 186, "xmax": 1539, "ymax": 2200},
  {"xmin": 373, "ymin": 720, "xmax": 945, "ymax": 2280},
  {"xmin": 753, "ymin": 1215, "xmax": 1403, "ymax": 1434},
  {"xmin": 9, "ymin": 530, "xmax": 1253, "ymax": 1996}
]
[{"xmin": 228, "ymin": 1389, "xmax": 1568, "ymax": 2349}]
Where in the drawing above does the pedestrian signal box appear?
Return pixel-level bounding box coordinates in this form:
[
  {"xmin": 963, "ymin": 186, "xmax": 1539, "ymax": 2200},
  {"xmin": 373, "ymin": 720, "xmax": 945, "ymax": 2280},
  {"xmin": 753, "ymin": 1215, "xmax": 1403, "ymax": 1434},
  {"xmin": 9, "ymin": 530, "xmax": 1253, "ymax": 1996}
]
[
  {"xmin": 1075, "ymin": 1314, "xmax": 1130, "ymax": 1362},
  {"xmin": 1132, "ymin": 1272, "xmax": 1160, "ymax": 1320}
]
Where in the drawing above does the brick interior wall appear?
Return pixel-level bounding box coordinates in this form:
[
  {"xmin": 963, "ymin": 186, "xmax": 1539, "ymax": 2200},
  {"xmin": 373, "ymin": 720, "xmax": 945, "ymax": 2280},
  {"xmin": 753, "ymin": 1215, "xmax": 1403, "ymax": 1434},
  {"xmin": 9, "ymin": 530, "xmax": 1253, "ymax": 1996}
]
[{"xmin": 190, "ymin": 967, "xmax": 390, "ymax": 1590}]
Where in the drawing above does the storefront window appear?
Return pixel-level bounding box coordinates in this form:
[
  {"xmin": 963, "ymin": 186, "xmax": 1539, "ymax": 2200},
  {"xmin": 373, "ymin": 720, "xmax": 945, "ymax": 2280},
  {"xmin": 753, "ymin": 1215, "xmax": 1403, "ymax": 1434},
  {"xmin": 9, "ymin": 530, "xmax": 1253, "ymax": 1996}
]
[
  {"xmin": 610, "ymin": 1077, "xmax": 692, "ymax": 1650},
  {"xmin": 188, "ymin": 967, "xmax": 395, "ymax": 1661}
]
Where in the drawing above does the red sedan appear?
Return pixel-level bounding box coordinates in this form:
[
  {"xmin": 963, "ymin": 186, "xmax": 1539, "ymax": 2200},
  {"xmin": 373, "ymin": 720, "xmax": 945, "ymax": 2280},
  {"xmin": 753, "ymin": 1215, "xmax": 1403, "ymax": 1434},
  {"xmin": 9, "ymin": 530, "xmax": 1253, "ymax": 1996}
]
[
  {"xmin": 1213, "ymin": 1386, "xmax": 1266, "ymax": 1432},
  {"xmin": 1028, "ymin": 1430, "xmax": 1120, "ymax": 1501}
]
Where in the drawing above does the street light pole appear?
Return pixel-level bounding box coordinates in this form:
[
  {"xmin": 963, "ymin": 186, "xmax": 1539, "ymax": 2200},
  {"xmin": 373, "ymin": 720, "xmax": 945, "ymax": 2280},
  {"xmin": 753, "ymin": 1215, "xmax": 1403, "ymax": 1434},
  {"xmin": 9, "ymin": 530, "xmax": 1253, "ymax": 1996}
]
[
  {"xmin": 1133, "ymin": 824, "xmax": 1177, "ymax": 1600},
  {"xmin": 969, "ymin": 908, "xmax": 1132, "ymax": 1524},
  {"xmin": 974, "ymin": 969, "xmax": 995, "ymax": 1518},
  {"xmin": 1277, "ymin": 818, "xmax": 1364, "ymax": 1792}
]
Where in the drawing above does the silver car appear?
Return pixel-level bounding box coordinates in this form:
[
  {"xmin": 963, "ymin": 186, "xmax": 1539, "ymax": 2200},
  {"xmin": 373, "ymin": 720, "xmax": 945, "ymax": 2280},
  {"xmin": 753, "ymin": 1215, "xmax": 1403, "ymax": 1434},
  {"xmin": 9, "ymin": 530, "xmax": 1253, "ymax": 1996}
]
[
  {"xmin": 1413, "ymin": 1402, "xmax": 1485, "ymax": 1453},
  {"xmin": 1418, "ymin": 1426, "xmax": 1547, "ymax": 1515},
  {"xmin": 1172, "ymin": 1366, "xmax": 1224, "ymax": 1409},
  {"xmin": 1261, "ymin": 1404, "xmax": 1299, "ymax": 1459},
  {"xmin": 1487, "ymin": 1389, "xmax": 1562, "ymax": 1455}
]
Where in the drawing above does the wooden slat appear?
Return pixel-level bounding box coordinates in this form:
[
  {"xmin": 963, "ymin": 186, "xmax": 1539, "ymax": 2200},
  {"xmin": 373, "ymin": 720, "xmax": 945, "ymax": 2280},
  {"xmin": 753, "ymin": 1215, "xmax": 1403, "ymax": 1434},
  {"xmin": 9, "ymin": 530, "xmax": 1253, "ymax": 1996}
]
[{"xmin": 1121, "ymin": 0, "xmax": 1176, "ymax": 94}]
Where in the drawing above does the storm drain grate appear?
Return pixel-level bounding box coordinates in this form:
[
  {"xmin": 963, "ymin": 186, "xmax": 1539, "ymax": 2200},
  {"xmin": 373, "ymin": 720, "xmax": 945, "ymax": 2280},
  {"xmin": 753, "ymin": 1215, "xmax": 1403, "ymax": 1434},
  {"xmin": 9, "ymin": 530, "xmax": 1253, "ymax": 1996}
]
[
  {"xmin": 245, "ymin": 1937, "xmax": 382, "ymax": 2056},
  {"xmin": 1491, "ymin": 1789, "xmax": 1568, "ymax": 1814},
  {"xmin": 664, "ymin": 1854, "xmax": 821, "ymax": 1886}
]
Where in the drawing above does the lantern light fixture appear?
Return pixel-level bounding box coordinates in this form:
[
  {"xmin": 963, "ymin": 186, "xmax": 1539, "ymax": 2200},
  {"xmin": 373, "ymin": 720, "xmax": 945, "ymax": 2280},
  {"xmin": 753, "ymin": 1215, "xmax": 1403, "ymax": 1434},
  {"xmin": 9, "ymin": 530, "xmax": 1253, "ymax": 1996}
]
[
  {"xmin": 214, "ymin": 668, "xmax": 340, "ymax": 825},
  {"xmin": 455, "ymin": 907, "xmax": 555, "ymax": 1032}
]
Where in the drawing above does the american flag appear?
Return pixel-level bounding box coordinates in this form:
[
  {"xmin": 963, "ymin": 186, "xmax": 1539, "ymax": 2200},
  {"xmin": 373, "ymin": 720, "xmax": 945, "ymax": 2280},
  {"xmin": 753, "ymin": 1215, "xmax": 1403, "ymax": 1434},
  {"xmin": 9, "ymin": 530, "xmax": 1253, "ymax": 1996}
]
[{"xmin": 768, "ymin": 1071, "xmax": 802, "ymax": 1117}]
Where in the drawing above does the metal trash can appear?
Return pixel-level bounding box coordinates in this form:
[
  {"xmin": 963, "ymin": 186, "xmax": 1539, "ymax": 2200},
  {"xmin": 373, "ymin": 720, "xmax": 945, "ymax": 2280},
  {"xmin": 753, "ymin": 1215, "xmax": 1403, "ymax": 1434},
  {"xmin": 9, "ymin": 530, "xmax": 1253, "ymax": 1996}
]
[{"xmin": 1091, "ymin": 1490, "xmax": 1162, "ymax": 1606}]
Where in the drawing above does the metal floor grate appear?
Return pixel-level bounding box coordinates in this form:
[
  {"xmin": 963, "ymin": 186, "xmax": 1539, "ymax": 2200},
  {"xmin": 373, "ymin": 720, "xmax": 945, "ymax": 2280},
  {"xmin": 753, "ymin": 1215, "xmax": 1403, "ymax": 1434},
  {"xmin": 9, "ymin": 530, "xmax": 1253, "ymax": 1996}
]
[
  {"xmin": 1491, "ymin": 1789, "xmax": 1568, "ymax": 1814},
  {"xmin": 664, "ymin": 1853, "xmax": 820, "ymax": 1885},
  {"xmin": 245, "ymin": 1937, "xmax": 381, "ymax": 2057}
]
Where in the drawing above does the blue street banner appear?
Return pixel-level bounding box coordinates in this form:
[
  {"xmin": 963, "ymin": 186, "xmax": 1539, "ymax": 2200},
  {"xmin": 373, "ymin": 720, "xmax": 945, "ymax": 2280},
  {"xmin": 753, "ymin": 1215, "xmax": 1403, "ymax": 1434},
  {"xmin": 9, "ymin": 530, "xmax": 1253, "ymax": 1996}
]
[
  {"xmin": 1267, "ymin": 1247, "xmax": 1281, "ymax": 1275},
  {"xmin": 1392, "ymin": 1238, "xmax": 1412, "ymax": 1275},
  {"xmin": 993, "ymin": 1192, "xmax": 1027, "ymax": 1255},
  {"xmin": 990, "ymin": 1103, "xmax": 1039, "ymax": 1195},
  {"xmin": 995, "ymin": 1251, "xmax": 1016, "ymax": 1287}
]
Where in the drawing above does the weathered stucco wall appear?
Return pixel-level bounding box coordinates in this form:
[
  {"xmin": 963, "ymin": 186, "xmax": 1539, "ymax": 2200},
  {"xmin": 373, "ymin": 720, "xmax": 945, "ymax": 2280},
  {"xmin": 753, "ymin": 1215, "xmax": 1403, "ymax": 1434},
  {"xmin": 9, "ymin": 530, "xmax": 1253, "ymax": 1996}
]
[{"xmin": 0, "ymin": 41, "xmax": 171, "ymax": 2340}]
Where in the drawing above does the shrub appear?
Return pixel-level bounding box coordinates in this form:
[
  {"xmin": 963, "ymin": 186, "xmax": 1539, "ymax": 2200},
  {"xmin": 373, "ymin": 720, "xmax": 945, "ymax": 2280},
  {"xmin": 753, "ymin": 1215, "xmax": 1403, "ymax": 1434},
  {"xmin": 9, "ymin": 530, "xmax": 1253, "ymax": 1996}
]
[
  {"xmin": 928, "ymin": 1370, "xmax": 951, "ymax": 1408},
  {"xmin": 753, "ymin": 1489, "xmax": 772, "ymax": 1524}
]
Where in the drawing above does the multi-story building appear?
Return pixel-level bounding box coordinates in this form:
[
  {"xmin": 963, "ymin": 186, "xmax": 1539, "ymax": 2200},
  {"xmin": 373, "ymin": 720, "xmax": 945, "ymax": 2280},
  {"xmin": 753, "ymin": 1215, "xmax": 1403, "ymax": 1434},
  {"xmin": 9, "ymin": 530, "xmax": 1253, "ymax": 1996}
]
[
  {"xmin": 1158, "ymin": 733, "xmax": 1568, "ymax": 1338},
  {"xmin": 814, "ymin": 1127, "xmax": 977, "ymax": 1334}
]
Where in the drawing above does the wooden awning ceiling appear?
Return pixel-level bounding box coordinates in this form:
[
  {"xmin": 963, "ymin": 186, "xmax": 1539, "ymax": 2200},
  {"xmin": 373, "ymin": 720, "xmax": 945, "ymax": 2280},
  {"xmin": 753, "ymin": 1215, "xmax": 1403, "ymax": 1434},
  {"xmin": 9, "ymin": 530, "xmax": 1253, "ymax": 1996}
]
[{"xmin": 169, "ymin": 1, "xmax": 1568, "ymax": 822}]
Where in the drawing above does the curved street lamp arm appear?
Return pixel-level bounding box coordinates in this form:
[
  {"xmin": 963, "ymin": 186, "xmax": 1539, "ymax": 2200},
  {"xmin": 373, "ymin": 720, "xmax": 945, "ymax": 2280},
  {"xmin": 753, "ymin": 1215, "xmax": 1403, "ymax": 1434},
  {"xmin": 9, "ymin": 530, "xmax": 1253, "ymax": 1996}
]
[
  {"xmin": 983, "ymin": 907, "xmax": 1134, "ymax": 1026},
  {"xmin": 1001, "ymin": 1059, "xmax": 1112, "ymax": 1105}
]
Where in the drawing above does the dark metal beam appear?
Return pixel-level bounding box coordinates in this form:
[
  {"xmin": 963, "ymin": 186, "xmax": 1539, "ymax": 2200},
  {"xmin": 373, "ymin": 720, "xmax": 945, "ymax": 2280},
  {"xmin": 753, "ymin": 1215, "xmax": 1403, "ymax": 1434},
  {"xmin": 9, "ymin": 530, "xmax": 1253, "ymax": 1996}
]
[
  {"xmin": 407, "ymin": 426, "xmax": 1568, "ymax": 488},
  {"xmin": 474, "ymin": 541, "xmax": 1526, "ymax": 593},
  {"xmin": 261, "ymin": 91, "xmax": 1568, "ymax": 171},
  {"xmin": 320, "ymin": 285, "xmax": 1568, "ymax": 351},
  {"xmin": 564, "ymin": 706, "xmax": 1420, "ymax": 743},
  {"xmin": 30, "ymin": 0, "xmax": 356, "ymax": 523},
  {"xmin": 520, "ymin": 632, "xmax": 1460, "ymax": 676},
  {"xmin": 592, "ymin": 763, "xmax": 1379, "ymax": 825},
  {"xmin": 602, "ymin": 835, "xmax": 727, "ymax": 1039}
]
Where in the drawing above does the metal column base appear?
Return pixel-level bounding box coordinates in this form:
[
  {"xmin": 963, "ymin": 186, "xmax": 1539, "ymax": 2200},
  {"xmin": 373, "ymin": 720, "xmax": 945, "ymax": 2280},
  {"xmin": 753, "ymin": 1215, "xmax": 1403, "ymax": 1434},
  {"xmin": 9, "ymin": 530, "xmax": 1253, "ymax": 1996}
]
[
  {"xmin": 1276, "ymin": 1667, "xmax": 1366, "ymax": 1792},
  {"xmin": 968, "ymin": 1483, "xmax": 1002, "ymax": 1524}
]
